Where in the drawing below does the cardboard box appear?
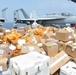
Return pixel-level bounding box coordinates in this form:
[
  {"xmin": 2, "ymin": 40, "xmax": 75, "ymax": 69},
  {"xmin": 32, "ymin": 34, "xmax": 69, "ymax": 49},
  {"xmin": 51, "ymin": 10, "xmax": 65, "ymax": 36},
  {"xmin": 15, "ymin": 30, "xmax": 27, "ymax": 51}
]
[
  {"xmin": 66, "ymin": 43, "xmax": 76, "ymax": 58},
  {"xmin": 21, "ymin": 45, "xmax": 42, "ymax": 54},
  {"xmin": 0, "ymin": 58, "xmax": 8, "ymax": 71},
  {"xmin": 46, "ymin": 38, "xmax": 58, "ymax": 43},
  {"xmin": 7, "ymin": 38, "xmax": 18, "ymax": 45},
  {"xmin": 58, "ymin": 41, "xmax": 66, "ymax": 52},
  {"xmin": 10, "ymin": 49, "xmax": 21, "ymax": 58},
  {"xmin": 0, "ymin": 44, "xmax": 8, "ymax": 58},
  {"xmin": 51, "ymin": 69, "xmax": 60, "ymax": 75},
  {"xmin": 31, "ymin": 25, "xmax": 38, "ymax": 29},
  {"xmin": 0, "ymin": 39, "xmax": 3, "ymax": 44},
  {"xmin": 7, "ymin": 32, "xmax": 22, "ymax": 45},
  {"xmin": 17, "ymin": 27, "xmax": 25, "ymax": 36},
  {"xmin": 73, "ymin": 34, "xmax": 76, "ymax": 42},
  {"xmin": 72, "ymin": 58, "xmax": 76, "ymax": 63},
  {"xmin": 40, "ymin": 39, "xmax": 45, "ymax": 44},
  {"xmin": 50, "ymin": 33, "xmax": 56, "ymax": 39},
  {"xmin": 37, "ymin": 43, "xmax": 43, "ymax": 48},
  {"xmin": 56, "ymin": 29, "xmax": 74, "ymax": 42},
  {"xmin": 39, "ymin": 47, "xmax": 46, "ymax": 55},
  {"xmin": 70, "ymin": 56, "xmax": 76, "ymax": 64},
  {"xmin": 50, "ymin": 51, "xmax": 70, "ymax": 74},
  {"xmin": 58, "ymin": 41, "xmax": 73, "ymax": 52},
  {"xmin": 43, "ymin": 31, "xmax": 53, "ymax": 39},
  {"xmin": 10, "ymin": 28, "xmax": 17, "ymax": 32},
  {"xmin": 0, "ymin": 28, "xmax": 6, "ymax": 32},
  {"xmin": 17, "ymin": 27, "xmax": 24, "ymax": 30},
  {"xmin": 0, "ymin": 32, "xmax": 5, "ymax": 44},
  {"xmin": 4, "ymin": 29, "xmax": 11, "ymax": 35},
  {"xmin": 24, "ymin": 25, "xmax": 31, "ymax": 31},
  {"xmin": 30, "ymin": 36, "xmax": 41, "ymax": 44},
  {"xmin": 17, "ymin": 30, "xmax": 25, "ymax": 36},
  {"xmin": 43, "ymin": 42, "xmax": 58, "ymax": 57}
]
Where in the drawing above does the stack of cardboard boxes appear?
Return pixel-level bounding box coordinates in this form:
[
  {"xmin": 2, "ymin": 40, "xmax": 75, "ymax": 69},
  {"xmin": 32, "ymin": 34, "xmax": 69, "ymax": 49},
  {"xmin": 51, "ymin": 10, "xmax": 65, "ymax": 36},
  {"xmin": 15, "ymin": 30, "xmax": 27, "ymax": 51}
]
[{"xmin": 0, "ymin": 25, "xmax": 76, "ymax": 75}]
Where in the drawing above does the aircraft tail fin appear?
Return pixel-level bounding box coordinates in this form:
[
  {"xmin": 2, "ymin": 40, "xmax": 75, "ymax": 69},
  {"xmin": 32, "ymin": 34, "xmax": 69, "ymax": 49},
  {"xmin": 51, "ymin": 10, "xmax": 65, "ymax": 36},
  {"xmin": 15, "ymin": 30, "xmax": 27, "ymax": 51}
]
[
  {"xmin": 14, "ymin": 8, "xmax": 38, "ymax": 22},
  {"xmin": 20, "ymin": 8, "xmax": 30, "ymax": 19},
  {"xmin": 30, "ymin": 10, "xmax": 37, "ymax": 19},
  {"xmin": 14, "ymin": 8, "xmax": 30, "ymax": 21},
  {"xmin": 2, "ymin": 7, "xmax": 8, "ymax": 21}
]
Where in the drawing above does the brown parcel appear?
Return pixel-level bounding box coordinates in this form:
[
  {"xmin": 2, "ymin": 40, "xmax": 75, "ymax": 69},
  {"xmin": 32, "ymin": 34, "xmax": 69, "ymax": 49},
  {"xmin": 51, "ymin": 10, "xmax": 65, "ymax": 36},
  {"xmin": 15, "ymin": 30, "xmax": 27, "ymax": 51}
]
[
  {"xmin": 51, "ymin": 33, "xmax": 56, "ymax": 39},
  {"xmin": 50, "ymin": 51, "xmax": 70, "ymax": 74},
  {"xmin": 40, "ymin": 39, "xmax": 45, "ymax": 44},
  {"xmin": 0, "ymin": 58, "xmax": 8, "ymax": 71},
  {"xmin": 0, "ymin": 45, "xmax": 8, "ymax": 58},
  {"xmin": 21, "ymin": 45, "xmax": 42, "ymax": 54},
  {"xmin": 10, "ymin": 49, "xmax": 21, "ymax": 58},
  {"xmin": 17, "ymin": 27, "xmax": 24, "ymax": 30},
  {"xmin": 30, "ymin": 36, "xmax": 41, "ymax": 44},
  {"xmin": 66, "ymin": 43, "xmax": 76, "ymax": 58},
  {"xmin": 70, "ymin": 57, "xmax": 76, "ymax": 64},
  {"xmin": 43, "ymin": 42, "xmax": 58, "ymax": 57},
  {"xmin": 51, "ymin": 69, "xmax": 60, "ymax": 75},
  {"xmin": 43, "ymin": 31, "xmax": 53, "ymax": 39},
  {"xmin": 4, "ymin": 29, "xmax": 11, "ymax": 35},
  {"xmin": 45, "ymin": 38, "xmax": 58, "ymax": 43},
  {"xmin": 56, "ymin": 29, "xmax": 74, "ymax": 42},
  {"xmin": 17, "ymin": 30, "xmax": 25, "ymax": 36},
  {"xmin": 58, "ymin": 41, "xmax": 73, "ymax": 52},
  {"xmin": 72, "ymin": 58, "xmax": 76, "ymax": 64},
  {"xmin": 24, "ymin": 25, "xmax": 31, "ymax": 31}
]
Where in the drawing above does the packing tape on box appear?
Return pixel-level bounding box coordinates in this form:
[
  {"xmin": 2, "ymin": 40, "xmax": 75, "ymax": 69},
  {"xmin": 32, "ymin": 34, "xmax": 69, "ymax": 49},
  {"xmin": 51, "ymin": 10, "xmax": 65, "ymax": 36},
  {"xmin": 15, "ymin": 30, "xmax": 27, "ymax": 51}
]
[
  {"xmin": 44, "ymin": 27, "xmax": 50, "ymax": 34},
  {"xmin": 50, "ymin": 54, "xmax": 67, "ymax": 68},
  {"xmin": 71, "ymin": 43, "xmax": 76, "ymax": 51},
  {"xmin": 51, "ymin": 43, "xmax": 57, "ymax": 46},
  {"xmin": 65, "ymin": 28, "xmax": 71, "ymax": 32},
  {"xmin": 65, "ymin": 41, "xmax": 73, "ymax": 45},
  {"xmin": 44, "ymin": 30, "xmax": 48, "ymax": 34},
  {"xmin": 37, "ymin": 43, "xmax": 43, "ymax": 47}
]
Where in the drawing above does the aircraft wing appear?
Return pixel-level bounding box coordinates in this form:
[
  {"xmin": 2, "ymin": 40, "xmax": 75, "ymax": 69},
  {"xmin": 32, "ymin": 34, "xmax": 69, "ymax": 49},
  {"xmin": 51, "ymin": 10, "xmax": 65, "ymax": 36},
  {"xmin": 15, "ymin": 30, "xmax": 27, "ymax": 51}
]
[
  {"xmin": 16, "ymin": 18, "xmax": 36, "ymax": 24},
  {"xmin": 16, "ymin": 17, "xmax": 65, "ymax": 24},
  {"xmin": 37, "ymin": 17, "xmax": 65, "ymax": 21}
]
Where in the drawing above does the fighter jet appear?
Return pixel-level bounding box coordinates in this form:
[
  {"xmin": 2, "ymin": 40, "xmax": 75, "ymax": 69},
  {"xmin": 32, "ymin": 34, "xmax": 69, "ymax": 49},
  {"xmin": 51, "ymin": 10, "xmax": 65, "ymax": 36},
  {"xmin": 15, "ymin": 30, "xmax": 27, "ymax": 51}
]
[{"xmin": 14, "ymin": 8, "xmax": 76, "ymax": 27}]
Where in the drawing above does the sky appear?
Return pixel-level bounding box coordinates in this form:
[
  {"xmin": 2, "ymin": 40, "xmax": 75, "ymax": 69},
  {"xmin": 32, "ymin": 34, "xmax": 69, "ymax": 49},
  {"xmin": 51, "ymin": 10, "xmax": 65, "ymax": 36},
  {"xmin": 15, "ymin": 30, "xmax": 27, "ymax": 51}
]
[{"xmin": 0, "ymin": 0, "xmax": 76, "ymax": 21}]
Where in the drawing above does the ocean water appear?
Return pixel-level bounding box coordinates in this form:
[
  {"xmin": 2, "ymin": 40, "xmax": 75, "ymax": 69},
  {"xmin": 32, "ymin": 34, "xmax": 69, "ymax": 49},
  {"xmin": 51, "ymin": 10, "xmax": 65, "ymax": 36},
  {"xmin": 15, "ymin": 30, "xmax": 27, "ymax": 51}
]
[{"xmin": 0, "ymin": 21, "xmax": 27, "ymax": 28}]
